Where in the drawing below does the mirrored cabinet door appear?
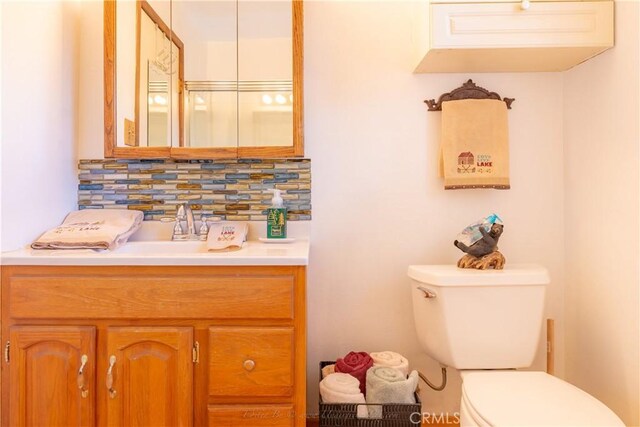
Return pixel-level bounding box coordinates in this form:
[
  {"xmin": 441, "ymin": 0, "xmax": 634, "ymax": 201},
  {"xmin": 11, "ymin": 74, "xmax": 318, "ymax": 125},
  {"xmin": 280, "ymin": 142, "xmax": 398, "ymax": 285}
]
[
  {"xmin": 238, "ymin": 1, "xmax": 293, "ymax": 150},
  {"xmin": 104, "ymin": 0, "xmax": 303, "ymax": 158},
  {"xmin": 139, "ymin": 1, "xmax": 182, "ymax": 149},
  {"xmin": 237, "ymin": 0, "xmax": 304, "ymax": 157},
  {"xmin": 171, "ymin": 0, "xmax": 238, "ymax": 158},
  {"xmin": 106, "ymin": 0, "xmax": 179, "ymax": 157}
]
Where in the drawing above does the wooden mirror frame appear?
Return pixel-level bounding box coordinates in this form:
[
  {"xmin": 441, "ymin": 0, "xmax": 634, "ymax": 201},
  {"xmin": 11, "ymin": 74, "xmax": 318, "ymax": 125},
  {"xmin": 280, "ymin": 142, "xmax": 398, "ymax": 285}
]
[{"xmin": 104, "ymin": 0, "xmax": 304, "ymax": 159}]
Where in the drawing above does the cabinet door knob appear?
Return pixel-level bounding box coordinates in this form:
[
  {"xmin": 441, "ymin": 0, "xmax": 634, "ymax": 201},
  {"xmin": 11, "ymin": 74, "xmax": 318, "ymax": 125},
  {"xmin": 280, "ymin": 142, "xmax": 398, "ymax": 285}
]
[
  {"xmin": 243, "ymin": 359, "xmax": 256, "ymax": 371},
  {"xmin": 521, "ymin": 0, "xmax": 531, "ymax": 10},
  {"xmin": 77, "ymin": 354, "xmax": 89, "ymax": 398},
  {"xmin": 106, "ymin": 355, "xmax": 117, "ymax": 398}
]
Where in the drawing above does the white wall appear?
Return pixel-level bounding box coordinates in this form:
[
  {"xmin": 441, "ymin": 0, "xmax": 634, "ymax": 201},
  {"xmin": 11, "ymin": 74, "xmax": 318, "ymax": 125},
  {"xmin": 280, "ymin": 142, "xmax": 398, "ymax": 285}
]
[
  {"xmin": 0, "ymin": 1, "xmax": 79, "ymax": 251},
  {"xmin": 78, "ymin": 0, "xmax": 104, "ymax": 160},
  {"xmin": 563, "ymin": 2, "xmax": 640, "ymax": 425},
  {"xmin": 304, "ymin": 1, "xmax": 566, "ymax": 415}
]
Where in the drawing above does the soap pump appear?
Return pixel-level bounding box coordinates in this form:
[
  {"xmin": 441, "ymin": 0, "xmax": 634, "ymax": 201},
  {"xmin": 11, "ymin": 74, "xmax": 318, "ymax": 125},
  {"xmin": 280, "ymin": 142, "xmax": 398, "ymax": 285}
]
[{"xmin": 267, "ymin": 189, "xmax": 287, "ymax": 239}]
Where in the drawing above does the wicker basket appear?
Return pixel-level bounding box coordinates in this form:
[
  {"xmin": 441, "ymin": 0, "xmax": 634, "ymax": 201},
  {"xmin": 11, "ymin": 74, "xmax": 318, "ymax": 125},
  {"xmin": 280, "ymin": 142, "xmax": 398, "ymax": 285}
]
[{"xmin": 319, "ymin": 361, "xmax": 422, "ymax": 427}]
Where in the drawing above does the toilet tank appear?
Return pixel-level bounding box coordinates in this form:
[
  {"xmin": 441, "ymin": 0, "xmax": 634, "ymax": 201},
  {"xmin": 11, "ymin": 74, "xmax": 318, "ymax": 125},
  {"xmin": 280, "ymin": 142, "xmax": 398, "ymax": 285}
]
[{"xmin": 409, "ymin": 264, "xmax": 549, "ymax": 369}]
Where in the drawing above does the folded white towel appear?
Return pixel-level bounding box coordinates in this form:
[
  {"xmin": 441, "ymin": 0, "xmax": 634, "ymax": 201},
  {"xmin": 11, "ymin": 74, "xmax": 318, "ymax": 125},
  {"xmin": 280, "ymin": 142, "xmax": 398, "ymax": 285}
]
[
  {"xmin": 366, "ymin": 367, "xmax": 418, "ymax": 419},
  {"xmin": 31, "ymin": 209, "xmax": 143, "ymax": 250},
  {"xmin": 207, "ymin": 221, "xmax": 249, "ymax": 252},
  {"xmin": 320, "ymin": 373, "xmax": 369, "ymax": 419},
  {"xmin": 371, "ymin": 351, "xmax": 410, "ymax": 377}
]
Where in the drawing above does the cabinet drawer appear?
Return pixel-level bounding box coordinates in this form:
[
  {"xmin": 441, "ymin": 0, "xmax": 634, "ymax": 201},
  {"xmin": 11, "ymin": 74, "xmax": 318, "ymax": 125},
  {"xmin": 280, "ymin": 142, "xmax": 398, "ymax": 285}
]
[
  {"xmin": 8, "ymin": 275, "xmax": 294, "ymax": 319},
  {"xmin": 208, "ymin": 405, "xmax": 294, "ymax": 427},
  {"xmin": 209, "ymin": 327, "xmax": 294, "ymax": 397},
  {"xmin": 431, "ymin": 1, "xmax": 613, "ymax": 49}
]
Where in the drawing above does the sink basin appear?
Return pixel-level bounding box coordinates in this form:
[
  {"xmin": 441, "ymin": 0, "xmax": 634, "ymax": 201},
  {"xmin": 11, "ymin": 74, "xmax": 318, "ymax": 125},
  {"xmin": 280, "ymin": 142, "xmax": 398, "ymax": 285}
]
[{"xmin": 114, "ymin": 240, "xmax": 210, "ymax": 255}]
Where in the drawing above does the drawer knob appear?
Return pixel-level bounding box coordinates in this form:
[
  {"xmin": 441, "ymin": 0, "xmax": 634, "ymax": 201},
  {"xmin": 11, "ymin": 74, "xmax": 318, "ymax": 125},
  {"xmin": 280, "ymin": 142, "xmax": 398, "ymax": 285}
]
[
  {"xmin": 520, "ymin": 0, "xmax": 530, "ymax": 10},
  {"xmin": 243, "ymin": 359, "xmax": 256, "ymax": 371}
]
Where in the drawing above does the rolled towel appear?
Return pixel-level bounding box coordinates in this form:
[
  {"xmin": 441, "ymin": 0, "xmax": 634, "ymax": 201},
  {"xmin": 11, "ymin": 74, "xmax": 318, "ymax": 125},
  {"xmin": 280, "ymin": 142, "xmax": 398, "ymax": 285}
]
[
  {"xmin": 335, "ymin": 351, "xmax": 373, "ymax": 394},
  {"xmin": 31, "ymin": 209, "xmax": 143, "ymax": 250},
  {"xmin": 365, "ymin": 367, "xmax": 419, "ymax": 419},
  {"xmin": 321, "ymin": 364, "xmax": 336, "ymax": 379},
  {"xmin": 320, "ymin": 373, "xmax": 369, "ymax": 419},
  {"xmin": 370, "ymin": 351, "xmax": 409, "ymax": 377}
]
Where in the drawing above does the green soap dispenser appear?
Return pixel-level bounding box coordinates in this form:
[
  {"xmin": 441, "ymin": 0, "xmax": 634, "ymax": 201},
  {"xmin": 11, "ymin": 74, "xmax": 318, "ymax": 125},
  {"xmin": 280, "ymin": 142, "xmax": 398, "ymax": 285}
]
[{"xmin": 267, "ymin": 189, "xmax": 287, "ymax": 239}]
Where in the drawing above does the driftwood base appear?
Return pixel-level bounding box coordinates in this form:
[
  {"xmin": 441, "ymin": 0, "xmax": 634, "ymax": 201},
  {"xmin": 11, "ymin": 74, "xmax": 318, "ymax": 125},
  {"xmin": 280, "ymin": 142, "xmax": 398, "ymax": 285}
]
[{"xmin": 458, "ymin": 251, "xmax": 505, "ymax": 270}]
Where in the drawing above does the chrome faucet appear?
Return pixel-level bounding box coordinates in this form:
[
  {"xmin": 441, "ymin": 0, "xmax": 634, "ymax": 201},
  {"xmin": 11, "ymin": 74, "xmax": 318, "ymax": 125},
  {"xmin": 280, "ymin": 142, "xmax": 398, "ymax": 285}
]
[
  {"xmin": 172, "ymin": 204, "xmax": 205, "ymax": 240},
  {"xmin": 178, "ymin": 204, "xmax": 196, "ymax": 236}
]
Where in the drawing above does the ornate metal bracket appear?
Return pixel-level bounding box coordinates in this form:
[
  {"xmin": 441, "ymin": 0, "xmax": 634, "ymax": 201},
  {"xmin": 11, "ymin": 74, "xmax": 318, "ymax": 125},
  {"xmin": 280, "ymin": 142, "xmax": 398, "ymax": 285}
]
[{"xmin": 425, "ymin": 80, "xmax": 515, "ymax": 111}]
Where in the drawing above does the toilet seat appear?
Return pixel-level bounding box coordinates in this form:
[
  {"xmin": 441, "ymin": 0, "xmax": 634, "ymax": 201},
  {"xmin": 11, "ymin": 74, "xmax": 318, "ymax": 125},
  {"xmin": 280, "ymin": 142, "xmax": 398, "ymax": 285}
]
[{"xmin": 461, "ymin": 371, "xmax": 624, "ymax": 426}]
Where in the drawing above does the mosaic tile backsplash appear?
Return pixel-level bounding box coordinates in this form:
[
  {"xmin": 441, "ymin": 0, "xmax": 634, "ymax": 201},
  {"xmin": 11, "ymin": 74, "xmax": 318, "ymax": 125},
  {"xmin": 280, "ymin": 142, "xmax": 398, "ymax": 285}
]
[{"xmin": 78, "ymin": 159, "xmax": 311, "ymax": 221}]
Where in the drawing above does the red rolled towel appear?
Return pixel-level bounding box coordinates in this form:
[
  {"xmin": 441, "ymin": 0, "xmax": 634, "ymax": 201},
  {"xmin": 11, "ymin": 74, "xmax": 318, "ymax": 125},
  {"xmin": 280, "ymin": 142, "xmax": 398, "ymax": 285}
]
[{"xmin": 335, "ymin": 351, "xmax": 373, "ymax": 394}]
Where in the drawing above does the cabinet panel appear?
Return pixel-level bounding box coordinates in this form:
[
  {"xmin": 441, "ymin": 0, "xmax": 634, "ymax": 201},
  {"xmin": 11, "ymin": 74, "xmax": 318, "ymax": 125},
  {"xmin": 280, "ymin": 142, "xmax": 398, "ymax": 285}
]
[
  {"xmin": 208, "ymin": 405, "xmax": 294, "ymax": 427},
  {"xmin": 431, "ymin": 1, "xmax": 613, "ymax": 49},
  {"xmin": 105, "ymin": 327, "xmax": 193, "ymax": 427},
  {"xmin": 9, "ymin": 326, "xmax": 96, "ymax": 427},
  {"xmin": 9, "ymin": 275, "xmax": 294, "ymax": 320},
  {"xmin": 209, "ymin": 327, "xmax": 294, "ymax": 397}
]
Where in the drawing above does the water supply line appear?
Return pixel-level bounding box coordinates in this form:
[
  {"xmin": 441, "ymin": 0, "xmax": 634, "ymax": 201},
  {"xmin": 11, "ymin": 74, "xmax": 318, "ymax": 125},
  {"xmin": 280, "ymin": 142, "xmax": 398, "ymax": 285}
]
[{"xmin": 417, "ymin": 367, "xmax": 447, "ymax": 391}]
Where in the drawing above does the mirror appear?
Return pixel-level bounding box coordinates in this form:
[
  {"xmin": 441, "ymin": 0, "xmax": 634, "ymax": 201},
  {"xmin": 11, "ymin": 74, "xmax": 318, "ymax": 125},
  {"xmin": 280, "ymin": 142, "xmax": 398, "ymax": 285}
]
[
  {"xmin": 172, "ymin": 1, "xmax": 237, "ymax": 150},
  {"xmin": 237, "ymin": 1, "xmax": 293, "ymax": 149},
  {"xmin": 137, "ymin": 1, "xmax": 182, "ymax": 148},
  {"xmin": 104, "ymin": 0, "xmax": 303, "ymax": 158}
]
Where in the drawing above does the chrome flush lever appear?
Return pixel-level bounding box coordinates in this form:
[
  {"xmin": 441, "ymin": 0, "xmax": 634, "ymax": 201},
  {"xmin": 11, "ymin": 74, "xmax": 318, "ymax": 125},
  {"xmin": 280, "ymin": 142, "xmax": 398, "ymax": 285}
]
[{"xmin": 417, "ymin": 286, "xmax": 437, "ymax": 299}]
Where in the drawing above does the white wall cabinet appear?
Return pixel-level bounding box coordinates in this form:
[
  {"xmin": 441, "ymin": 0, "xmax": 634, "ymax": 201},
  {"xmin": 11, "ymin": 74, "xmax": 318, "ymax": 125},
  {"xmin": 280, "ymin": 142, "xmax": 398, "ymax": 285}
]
[{"xmin": 413, "ymin": 0, "xmax": 614, "ymax": 72}]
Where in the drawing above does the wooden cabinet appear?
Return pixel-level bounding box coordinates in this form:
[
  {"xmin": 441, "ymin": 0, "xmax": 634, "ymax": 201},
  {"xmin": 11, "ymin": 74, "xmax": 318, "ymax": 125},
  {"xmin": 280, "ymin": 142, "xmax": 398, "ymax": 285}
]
[
  {"xmin": 413, "ymin": 0, "xmax": 614, "ymax": 72},
  {"xmin": 105, "ymin": 327, "xmax": 194, "ymax": 427},
  {"xmin": 9, "ymin": 326, "xmax": 96, "ymax": 427},
  {"xmin": 1, "ymin": 265, "xmax": 306, "ymax": 427}
]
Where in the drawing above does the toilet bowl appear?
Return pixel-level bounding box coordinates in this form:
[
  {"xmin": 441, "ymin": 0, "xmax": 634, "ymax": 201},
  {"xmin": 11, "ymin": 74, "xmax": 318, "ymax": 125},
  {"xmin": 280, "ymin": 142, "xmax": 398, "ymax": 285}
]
[
  {"xmin": 459, "ymin": 371, "xmax": 623, "ymax": 427},
  {"xmin": 408, "ymin": 264, "xmax": 624, "ymax": 427}
]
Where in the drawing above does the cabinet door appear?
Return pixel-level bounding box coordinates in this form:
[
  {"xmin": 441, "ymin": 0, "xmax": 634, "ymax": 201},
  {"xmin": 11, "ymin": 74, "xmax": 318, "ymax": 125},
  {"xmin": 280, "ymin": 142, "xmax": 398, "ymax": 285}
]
[
  {"xmin": 430, "ymin": 1, "xmax": 614, "ymax": 49},
  {"xmin": 9, "ymin": 326, "xmax": 96, "ymax": 427},
  {"xmin": 105, "ymin": 327, "xmax": 193, "ymax": 427}
]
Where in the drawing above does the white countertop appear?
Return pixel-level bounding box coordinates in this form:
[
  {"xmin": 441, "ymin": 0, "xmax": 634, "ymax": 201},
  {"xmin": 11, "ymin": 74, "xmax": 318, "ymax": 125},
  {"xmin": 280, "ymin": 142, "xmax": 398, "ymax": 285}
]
[
  {"xmin": 0, "ymin": 240, "xmax": 309, "ymax": 266},
  {"xmin": 1, "ymin": 222, "xmax": 310, "ymax": 266}
]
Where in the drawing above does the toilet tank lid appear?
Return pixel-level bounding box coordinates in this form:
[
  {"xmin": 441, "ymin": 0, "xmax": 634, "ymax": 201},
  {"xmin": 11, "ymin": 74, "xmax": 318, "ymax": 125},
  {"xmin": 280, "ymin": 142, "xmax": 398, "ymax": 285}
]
[{"xmin": 407, "ymin": 264, "xmax": 549, "ymax": 286}]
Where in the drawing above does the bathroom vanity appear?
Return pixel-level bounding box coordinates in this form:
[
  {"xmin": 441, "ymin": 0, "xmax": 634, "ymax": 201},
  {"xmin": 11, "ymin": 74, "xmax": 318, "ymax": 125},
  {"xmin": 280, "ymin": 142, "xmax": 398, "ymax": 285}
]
[{"xmin": 0, "ymin": 241, "xmax": 309, "ymax": 426}]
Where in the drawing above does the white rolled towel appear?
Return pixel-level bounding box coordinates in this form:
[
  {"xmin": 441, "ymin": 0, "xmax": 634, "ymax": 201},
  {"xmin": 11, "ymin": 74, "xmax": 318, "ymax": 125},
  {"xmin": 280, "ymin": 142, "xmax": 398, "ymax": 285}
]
[
  {"xmin": 320, "ymin": 373, "xmax": 369, "ymax": 419},
  {"xmin": 366, "ymin": 367, "xmax": 419, "ymax": 419},
  {"xmin": 370, "ymin": 351, "xmax": 409, "ymax": 377}
]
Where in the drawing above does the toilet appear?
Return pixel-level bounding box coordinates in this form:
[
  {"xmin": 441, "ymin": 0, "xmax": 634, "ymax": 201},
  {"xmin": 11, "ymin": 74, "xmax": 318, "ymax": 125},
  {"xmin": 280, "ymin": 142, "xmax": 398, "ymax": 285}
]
[{"xmin": 408, "ymin": 264, "xmax": 624, "ymax": 427}]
